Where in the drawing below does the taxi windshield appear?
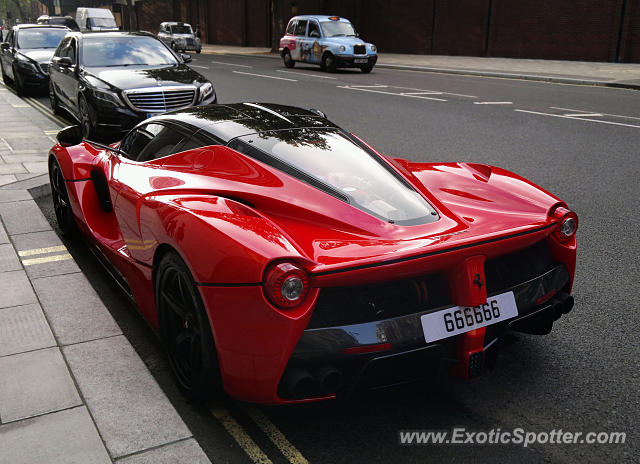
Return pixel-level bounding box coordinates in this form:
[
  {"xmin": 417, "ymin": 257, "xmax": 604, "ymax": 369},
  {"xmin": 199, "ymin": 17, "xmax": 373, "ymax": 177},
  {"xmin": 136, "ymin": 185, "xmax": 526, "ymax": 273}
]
[
  {"xmin": 229, "ymin": 129, "xmax": 437, "ymax": 225},
  {"xmin": 320, "ymin": 21, "xmax": 356, "ymax": 37},
  {"xmin": 170, "ymin": 25, "xmax": 192, "ymax": 34}
]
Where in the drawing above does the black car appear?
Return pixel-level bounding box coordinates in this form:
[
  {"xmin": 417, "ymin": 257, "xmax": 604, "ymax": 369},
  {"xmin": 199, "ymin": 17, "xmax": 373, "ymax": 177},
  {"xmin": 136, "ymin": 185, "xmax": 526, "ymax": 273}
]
[
  {"xmin": 0, "ymin": 24, "xmax": 69, "ymax": 96},
  {"xmin": 48, "ymin": 32, "xmax": 216, "ymax": 139},
  {"xmin": 36, "ymin": 15, "xmax": 80, "ymax": 31}
]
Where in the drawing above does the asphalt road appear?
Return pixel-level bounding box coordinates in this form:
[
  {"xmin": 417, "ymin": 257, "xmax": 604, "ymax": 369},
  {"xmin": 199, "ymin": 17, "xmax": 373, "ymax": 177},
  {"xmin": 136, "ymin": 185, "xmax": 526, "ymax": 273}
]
[{"xmin": 27, "ymin": 53, "xmax": 640, "ymax": 463}]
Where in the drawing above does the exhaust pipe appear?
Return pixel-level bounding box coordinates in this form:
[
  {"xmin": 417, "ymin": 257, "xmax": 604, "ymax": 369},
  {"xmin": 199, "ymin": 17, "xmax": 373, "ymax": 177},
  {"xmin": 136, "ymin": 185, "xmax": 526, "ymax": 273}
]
[
  {"xmin": 314, "ymin": 367, "xmax": 343, "ymax": 394},
  {"xmin": 281, "ymin": 368, "xmax": 314, "ymax": 399},
  {"xmin": 556, "ymin": 292, "xmax": 574, "ymax": 314}
]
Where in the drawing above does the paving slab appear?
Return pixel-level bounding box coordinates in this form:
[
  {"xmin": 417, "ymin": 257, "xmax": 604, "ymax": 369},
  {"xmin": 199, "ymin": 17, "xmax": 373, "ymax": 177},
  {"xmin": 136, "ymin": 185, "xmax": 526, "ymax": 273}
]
[
  {"xmin": 0, "ymin": 347, "xmax": 82, "ymax": 422},
  {"xmin": 32, "ymin": 272, "xmax": 121, "ymax": 345},
  {"xmin": 0, "ymin": 406, "xmax": 112, "ymax": 464},
  {"xmin": 0, "ymin": 270, "xmax": 37, "ymax": 309},
  {"xmin": 0, "ymin": 190, "xmax": 31, "ymax": 203},
  {"xmin": 115, "ymin": 439, "xmax": 211, "ymax": 464},
  {"xmin": 0, "ymin": 243, "xmax": 21, "ymax": 272},
  {"xmin": 12, "ymin": 230, "xmax": 79, "ymax": 278},
  {"xmin": 0, "ymin": 163, "xmax": 27, "ymax": 175},
  {"xmin": 63, "ymin": 335, "xmax": 192, "ymax": 458},
  {"xmin": 2, "ymin": 154, "xmax": 48, "ymax": 163},
  {"xmin": 0, "ymin": 303, "xmax": 56, "ymax": 357},
  {"xmin": 0, "ymin": 200, "xmax": 51, "ymax": 235},
  {"xmin": 0, "ymin": 173, "xmax": 50, "ymax": 190},
  {"xmin": 0, "ymin": 174, "xmax": 17, "ymax": 186},
  {"xmin": 0, "ymin": 221, "xmax": 7, "ymax": 244},
  {"xmin": 22, "ymin": 161, "xmax": 49, "ymax": 174}
]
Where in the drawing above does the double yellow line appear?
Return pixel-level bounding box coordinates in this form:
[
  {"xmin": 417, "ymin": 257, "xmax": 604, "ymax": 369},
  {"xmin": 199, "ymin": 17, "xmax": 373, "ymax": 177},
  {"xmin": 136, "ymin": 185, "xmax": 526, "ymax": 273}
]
[{"xmin": 212, "ymin": 404, "xmax": 309, "ymax": 464}]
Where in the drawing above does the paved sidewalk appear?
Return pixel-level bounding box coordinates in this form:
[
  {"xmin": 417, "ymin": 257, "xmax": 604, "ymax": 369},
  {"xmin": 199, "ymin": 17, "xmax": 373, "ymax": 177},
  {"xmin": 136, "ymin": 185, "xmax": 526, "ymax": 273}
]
[
  {"xmin": 200, "ymin": 44, "xmax": 640, "ymax": 89},
  {"xmin": 0, "ymin": 85, "xmax": 209, "ymax": 463}
]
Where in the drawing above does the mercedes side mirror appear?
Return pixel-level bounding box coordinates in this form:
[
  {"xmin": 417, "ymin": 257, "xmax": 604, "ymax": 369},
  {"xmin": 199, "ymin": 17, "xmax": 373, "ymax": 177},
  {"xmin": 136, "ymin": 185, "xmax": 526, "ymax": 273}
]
[
  {"xmin": 181, "ymin": 53, "xmax": 192, "ymax": 63},
  {"xmin": 309, "ymin": 108, "xmax": 327, "ymax": 118},
  {"xmin": 0, "ymin": 43, "xmax": 10, "ymax": 51},
  {"xmin": 56, "ymin": 125, "xmax": 83, "ymax": 147}
]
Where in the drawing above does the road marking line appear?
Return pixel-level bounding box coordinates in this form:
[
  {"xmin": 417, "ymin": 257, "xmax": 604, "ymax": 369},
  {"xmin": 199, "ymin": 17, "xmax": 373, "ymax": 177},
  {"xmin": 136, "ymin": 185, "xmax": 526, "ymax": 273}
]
[
  {"xmin": 11, "ymin": 104, "xmax": 30, "ymax": 108},
  {"xmin": 22, "ymin": 253, "xmax": 73, "ymax": 266},
  {"xmin": 515, "ymin": 109, "xmax": 640, "ymax": 129},
  {"xmin": 211, "ymin": 408, "xmax": 273, "ymax": 464},
  {"xmin": 190, "ymin": 64, "xmax": 210, "ymax": 69},
  {"xmin": 389, "ymin": 85, "xmax": 477, "ymax": 98},
  {"xmin": 211, "ymin": 60, "xmax": 253, "ymax": 68},
  {"xmin": 550, "ymin": 106, "xmax": 640, "ymax": 121},
  {"xmin": 562, "ymin": 113, "xmax": 603, "ymax": 117},
  {"xmin": 347, "ymin": 84, "xmax": 388, "ymax": 88},
  {"xmin": 18, "ymin": 245, "xmax": 68, "ymax": 257},
  {"xmin": 474, "ymin": 101, "xmax": 513, "ymax": 105},
  {"xmin": 277, "ymin": 70, "xmax": 337, "ymax": 79},
  {"xmin": 337, "ymin": 85, "xmax": 447, "ymax": 101},
  {"xmin": 243, "ymin": 405, "xmax": 309, "ymax": 464},
  {"xmin": 232, "ymin": 71, "xmax": 297, "ymax": 82},
  {"xmin": 400, "ymin": 91, "xmax": 444, "ymax": 95},
  {"xmin": 44, "ymin": 130, "xmax": 59, "ymax": 135}
]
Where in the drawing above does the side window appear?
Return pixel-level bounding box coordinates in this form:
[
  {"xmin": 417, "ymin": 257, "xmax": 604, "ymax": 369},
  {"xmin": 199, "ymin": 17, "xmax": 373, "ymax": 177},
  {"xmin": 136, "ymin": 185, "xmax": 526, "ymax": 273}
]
[
  {"xmin": 7, "ymin": 31, "xmax": 15, "ymax": 47},
  {"xmin": 135, "ymin": 123, "xmax": 190, "ymax": 162},
  {"xmin": 308, "ymin": 22, "xmax": 320, "ymax": 38},
  {"xmin": 294, "ymin": 20, "xmax": 307, "ymax": 36},
  {"xmin": 120, "ymin": 123, "xmax": 161, "ymax": 160},
  {"xmin": 67, "ymin": 38, "xmax": 77, "ymax": 64},
  {"xmin": 286, "ymin": 20, "xmax": 296, "ymax": 35},
  {"xmin": 174, "ymin": 131, "xmax": 219, "ymax": 153},
  {"xmin": 54, "ymin": 37, "xmax": 69, "ymax": 57}
]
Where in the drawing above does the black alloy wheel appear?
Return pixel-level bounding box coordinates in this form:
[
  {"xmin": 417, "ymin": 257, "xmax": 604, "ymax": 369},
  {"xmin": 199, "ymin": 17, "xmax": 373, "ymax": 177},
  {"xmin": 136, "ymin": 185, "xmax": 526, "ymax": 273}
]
[
  {"xmin": 156, "ymin": 251, "xmax": 221, "ymax": 401},
  {"xmin": 49, "ymin": 81, "xmax": 62, "ymax": 115},
  {"xmin": 283, "ymin": 49, "xmax": 295, "ymax": 68},
  {"xmin": 79, "ymin": 96, "xmax": 94, "ymax": 139},
  {"xmin": 12, "ymin": 65, "xmax": 25, "ymax": 96},
  {"xmin": 48, "ymin": 158, "xmax": 76, "ymax": 236}
]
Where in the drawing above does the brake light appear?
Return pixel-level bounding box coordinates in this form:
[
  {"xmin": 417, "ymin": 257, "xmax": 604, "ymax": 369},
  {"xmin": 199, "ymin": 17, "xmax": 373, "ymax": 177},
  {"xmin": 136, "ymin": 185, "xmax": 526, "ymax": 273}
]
[
  {"xmin": 551, "ymin": 207, "xmax": 578, "ymax": 242},
  {"xmin": 263, "ymin": 262, "xmax": 310, "ymax": 308}
]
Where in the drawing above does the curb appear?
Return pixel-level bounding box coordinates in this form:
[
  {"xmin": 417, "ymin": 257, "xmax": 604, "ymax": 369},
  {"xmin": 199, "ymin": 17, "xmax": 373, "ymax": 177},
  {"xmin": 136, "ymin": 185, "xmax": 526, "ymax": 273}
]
[{"xmin": 199, "ymin": 50, "xmax": 640, "ymax": 90}]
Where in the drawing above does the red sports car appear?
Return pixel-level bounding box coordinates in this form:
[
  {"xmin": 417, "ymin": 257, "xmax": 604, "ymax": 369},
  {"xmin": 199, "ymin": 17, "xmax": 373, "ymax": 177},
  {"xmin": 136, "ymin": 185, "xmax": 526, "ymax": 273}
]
[{"xmin": 48, "ymin": 103, "xmax": 578, "ymax": 404}]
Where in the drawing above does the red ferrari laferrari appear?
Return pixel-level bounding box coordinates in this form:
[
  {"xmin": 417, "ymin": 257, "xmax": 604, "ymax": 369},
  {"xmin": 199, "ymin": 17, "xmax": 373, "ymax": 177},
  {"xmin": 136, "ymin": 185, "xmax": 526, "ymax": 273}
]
[{"xmin": 48, "ymin": 103, "xmax": 578, "ymax": 404}]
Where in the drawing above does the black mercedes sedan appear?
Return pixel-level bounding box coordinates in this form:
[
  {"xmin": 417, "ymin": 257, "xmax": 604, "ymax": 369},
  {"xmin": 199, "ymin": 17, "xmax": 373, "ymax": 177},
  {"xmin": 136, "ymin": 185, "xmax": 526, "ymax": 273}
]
[
  {"xmin": 49, "ymin": 32, "xmax": 216, "ymax": 139},
  {"xmin": 0, "ymin": 24, "xmax": 69, "ymax": 96}
]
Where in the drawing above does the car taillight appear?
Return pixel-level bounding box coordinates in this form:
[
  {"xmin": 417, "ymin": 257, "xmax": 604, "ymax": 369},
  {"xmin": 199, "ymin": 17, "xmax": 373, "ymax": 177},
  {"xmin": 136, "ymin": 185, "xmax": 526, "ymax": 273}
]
[
  {"xmin": 551, "ymin": 207, "xmax": 578, "ymax": 242},
  {"xmin": 263, "ymin": 262, "xmax": 309, "ymax": 308}
]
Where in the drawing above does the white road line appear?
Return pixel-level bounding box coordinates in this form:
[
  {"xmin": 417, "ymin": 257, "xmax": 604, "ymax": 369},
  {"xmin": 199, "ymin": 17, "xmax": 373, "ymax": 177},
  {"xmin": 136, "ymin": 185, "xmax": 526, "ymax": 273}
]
[
  {"xmin": 347, "ymin": 84, "xmax": 388, "ymax": 88},
  {"xmin": 337, "ymin": 85, "xmax": 447, "ymax": 101},
  {"xmin": 210, "ymin": 60, "xmax": 253, "ymax": 68},
  {"xmin": 232, "ymin": 71, "xmax": 297, "ymax": 82},
  {"xmin": 563, "ymin": 113, "xmax": 603, "ymax": 117},
  {"xmin": 515, "ymin": 109, "xmax": 640, "ymax": 129},
  {"xmin": 276, "ymin": 70, "xmax": 337, "ymax": 79},
  {"xmin": 474, "ymin": 101, "xmax": 513, "ymax": 105},
  {"xmin": 190, "ymin": 64, "xmax": 210, "ymax": 69},
  {"xmin": 243, "ymin": 405, "xmax": 309, "ymax": 464},
  {"xmin": 211, "ymin": 408, "xmax": 273, "ymax": 464},
  {"xmin": 400, "ymin": 91, "xmax": 444, "ymax": 95},
  {"xmin": 390, "ymin": 85, "xmax": 477, "ymax": 98},
  {"xmin": 550, "ymin": 106, "xmax": 640, "ymax": 121}
]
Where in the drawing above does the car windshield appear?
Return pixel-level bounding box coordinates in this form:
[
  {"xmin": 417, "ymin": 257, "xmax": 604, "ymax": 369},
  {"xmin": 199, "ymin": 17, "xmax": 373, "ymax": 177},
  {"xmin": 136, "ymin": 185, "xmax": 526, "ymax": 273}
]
[
  {"xmin": 89, "ymin": 17, "xmax": 117, "ymax": 28},
  {"xmin": 170, "ymin": 25, "xmax": 192, "ymax": 34},
  {"xmin": 231, "ymin": 129, "xmax": 437, "ymax": 225},
  {"xmin": 17, "ymin": 29, "xmax": 68, "ymax": 49},
  {"xmin": 320, "ymin": 21, "xmax": 356, "ymax": 37},
  {"xmin": 82, "ymin": 36, "xmax": 177, "ymax": 67}
]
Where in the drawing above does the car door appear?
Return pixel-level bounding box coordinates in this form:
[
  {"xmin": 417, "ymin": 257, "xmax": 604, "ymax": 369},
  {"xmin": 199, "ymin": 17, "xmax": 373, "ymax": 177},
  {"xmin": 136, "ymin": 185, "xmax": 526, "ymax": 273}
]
[
  {"xmin": 305, "ymin": 20, "xmax": 322, "ymax": 64},
  {"xmin": 1, "ymin": 30, "xmax": 16, "ymax": 80},
  {"xmin": 111, "ymin": 122, "xmax": 195, "ymax": 261},
  {"xmin": 292, "ymin": 19, "xmax": 307, "ymax": 61},
  {"xmin": 50, "ymin": 36, "xmax": 78, "ymax": 110}
]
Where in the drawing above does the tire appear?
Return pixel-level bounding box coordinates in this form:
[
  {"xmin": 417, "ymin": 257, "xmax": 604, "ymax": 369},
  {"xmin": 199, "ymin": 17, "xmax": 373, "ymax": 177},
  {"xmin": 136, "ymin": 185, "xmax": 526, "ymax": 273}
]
[
  {"xmin": 0, "ymin": 61, "xmax": 9, "ymax": 84},
  {"xmin": 196, "ymin": 49, "xmax": 201, "ymax": 54},
  {"xmin": 360, "ymin": 65, "xmax": 373, "ymax": 73},
  {"xmin": 49, "ymin": 81, "xmax": 62, "ymax": 116},
  {"xmin": 156, "ymin": 251, "xmax": 221, "ymax": 402},
  {"xmin": 322, "ymin": 53, "xmax": 336, "ymax": 73},
  {"xmin": 48, "ymin": 157, "xmax": 77, "ymax": 237},
  {"xmin": 12, "ymin": 65, "xmax": 25, "ymax": 96},
  {"xmin": 78, "ymin": 96, "xmax": 95, "ymax": 139},
  {"xmin": 283, "ymin": 49, "xmax": 295, "ymax": 68}
]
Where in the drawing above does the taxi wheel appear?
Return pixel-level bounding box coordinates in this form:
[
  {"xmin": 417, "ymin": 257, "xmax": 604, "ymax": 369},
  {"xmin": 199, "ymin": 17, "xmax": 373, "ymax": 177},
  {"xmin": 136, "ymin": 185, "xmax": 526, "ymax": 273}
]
[
  {"xmin": 322, "ymin": 53, "xmax": 336, "ymax": 73},
  {"xmin": 360, "ymin": 65, "xmax": 373, "ymax": 73},
  {"xmin": 283, "ymin": 50, "xmax": 295, "ymax": 68}
]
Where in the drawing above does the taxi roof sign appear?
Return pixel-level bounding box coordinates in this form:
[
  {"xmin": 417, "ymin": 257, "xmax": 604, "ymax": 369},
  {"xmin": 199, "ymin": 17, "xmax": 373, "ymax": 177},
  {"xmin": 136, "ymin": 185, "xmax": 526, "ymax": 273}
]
[{"xmin": 328, "ymin": 16, "xmax": 340, "ymax": 21}]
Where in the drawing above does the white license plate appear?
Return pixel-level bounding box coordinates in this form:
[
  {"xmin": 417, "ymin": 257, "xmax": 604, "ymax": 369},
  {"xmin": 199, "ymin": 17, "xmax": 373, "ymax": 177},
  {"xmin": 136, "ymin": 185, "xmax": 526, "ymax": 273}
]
[
  {"xmin": 420, "ymin": 291, "xmax": 518, "ymax": 343},
  {"xmin": 354, "ymin": 58, "xmax": 368, "ymax": 64}
]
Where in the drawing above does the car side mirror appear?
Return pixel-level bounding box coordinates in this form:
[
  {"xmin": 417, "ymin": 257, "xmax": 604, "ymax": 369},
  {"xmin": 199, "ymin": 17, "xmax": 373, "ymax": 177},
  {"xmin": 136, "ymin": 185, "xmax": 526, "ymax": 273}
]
[
  {"xmin": 57, "ymin": 125, "xmax": 83, "ymax": 147},
  {"xmin": 53, "ymin": 56, "xmax": 73, "ymax": 68},
  {"xmin": 181, "ymin": 53, "xmax": 192, "ymax": 63},
  {"xmin": 0, "ymin": 43, "xmax": 9, "ymax": 51},
  {"xmin": 309, "ymin": 108, "xmax": 327, "ymax": 118}
]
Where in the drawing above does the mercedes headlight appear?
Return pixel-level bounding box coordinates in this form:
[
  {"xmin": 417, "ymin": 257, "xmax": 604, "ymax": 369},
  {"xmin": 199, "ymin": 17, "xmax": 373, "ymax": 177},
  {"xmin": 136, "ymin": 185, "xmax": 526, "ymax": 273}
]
[
  {"xmin": 16, "ymin": 55, "xmax": 38, "ymax": 73},
  {"xmin": 198, "ymin": 82, "xmax": 214, "ymax": 102},
  {"xmin": 92, "ymin": 88, "xmax": 124, "ymax": 107}
]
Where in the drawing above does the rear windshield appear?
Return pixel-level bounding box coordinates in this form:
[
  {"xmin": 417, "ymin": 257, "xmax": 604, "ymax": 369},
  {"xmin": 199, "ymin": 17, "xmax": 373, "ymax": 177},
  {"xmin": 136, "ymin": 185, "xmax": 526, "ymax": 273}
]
[
  {"xmin": 229, "ymin": 129, "xmax": 437, "ymax": 225},
  {"xmin": 17, "ymin": 28, "xmax": 68, "ymax": 49},
  {"xmin": 82, "ymin": 36, "xmax": 177, "ymax": 67}
]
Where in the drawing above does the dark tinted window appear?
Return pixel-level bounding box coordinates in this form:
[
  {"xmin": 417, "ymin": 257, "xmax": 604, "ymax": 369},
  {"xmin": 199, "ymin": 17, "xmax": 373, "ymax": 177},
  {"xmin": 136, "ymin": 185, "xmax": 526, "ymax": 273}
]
[
  {"xmin": 136, "ymin": 124, "xmax": 189, "ymax": 162},
  {"xmin": 81, "ymin": 36, "xmax": 176, "ymax": 67},
  {"xmin": 286, "ymin": 20, "xmax": 296, "ymax": 35},
  {"xmin": 294, "ymin": 20, "xmax": 307, "ymax": 36},
  {"xmin": 176, "ymin": 131, "xmax": 219, "ymax": 152},
  {"xmin": 54, "ymin": 37, "xmax": 70, "ymax": 57},
  {"xmin": 308, "ymin": 22, "xmax": 320, "ymax": 37},
  {"xmin": 120, "ymin": 124, "xmax": 158, "ymax": 160}
]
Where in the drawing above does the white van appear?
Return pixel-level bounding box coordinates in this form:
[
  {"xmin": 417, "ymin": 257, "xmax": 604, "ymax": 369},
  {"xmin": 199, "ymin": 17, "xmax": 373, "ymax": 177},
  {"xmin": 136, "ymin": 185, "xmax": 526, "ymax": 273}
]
[{"xmin": 76, "ymin": 8, "xmax": 119, "ymax": 32}]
